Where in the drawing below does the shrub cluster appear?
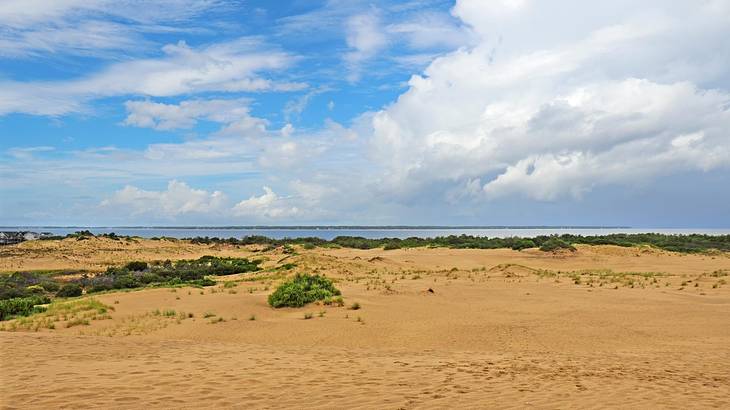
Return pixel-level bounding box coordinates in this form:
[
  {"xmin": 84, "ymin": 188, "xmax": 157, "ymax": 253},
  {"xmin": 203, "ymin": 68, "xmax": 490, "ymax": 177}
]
[
  {"xmin": 268, "ymin": 274, "xmax": 341, "ymax": 308},
  {"xmin": 0, "ymin": 271, "xmax": 71, "ymax": 300},
  {"xmin": 184, "ymin": 233, "xmax": 730, "ymax": 254},
  {"xmin": 538, "ymin": 238, "xmax": 576, "ymax": 252},
  {"xmin": 82, "ymin": 256, "xmax": 261, "ymax": 293},
  {"xmin": 0, "ymin": 295, "xmax": 50, "ymax": 321},
  {"xmin": 56, "ymin": 283, "xmax": 83, "ymax": 297}
]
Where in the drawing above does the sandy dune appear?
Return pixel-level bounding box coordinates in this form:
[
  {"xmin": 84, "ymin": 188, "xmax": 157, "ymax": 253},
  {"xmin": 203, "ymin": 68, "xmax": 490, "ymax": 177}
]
[{"xmin": 1, "ymin": 239, "xmax": 729, "ymax": 408}]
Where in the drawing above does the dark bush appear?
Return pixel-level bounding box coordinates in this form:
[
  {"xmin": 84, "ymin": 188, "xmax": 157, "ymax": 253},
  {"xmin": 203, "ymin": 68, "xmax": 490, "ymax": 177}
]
[
  {"xmin": 124, "ymin": 261, "xmax": 148, "ymax": 271},
  {"xmin": 268, "ymin": 274, "xmax": 341, "ymax": 308},
  {"xmin": 510, "ymin": 239, "xmax": 536, "ymax": 251},
  {"xmin": 383, "ymin": 241, "xmax": 402, "ymax": 250},
  {"xmin": 56, "ymin": 283, "xmax": 83, "ymax": 298},
  {"xmin": 112, "ymin": 275, "xmax": 140, "ymax": 289},
  {"xmin": 539, "ymin": 238, "xmax": 576, "ymax": 252}
]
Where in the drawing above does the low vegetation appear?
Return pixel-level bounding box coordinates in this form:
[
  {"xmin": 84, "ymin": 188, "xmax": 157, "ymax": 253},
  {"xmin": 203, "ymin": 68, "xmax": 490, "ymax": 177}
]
[
  {"xmin": 0, "ymin": 256, "xmax": 261, "ymax": 320},
  {"xmin": 34, "ymin": 230, "xmax": 730, "ymax": 253},
  {"xmin": 0, "ymin": 295, "xmax": 50, "ymax": 321},
  {"xmin": 0, "ymin": 298, "xmax": 112, "ymax": 331},
  {"xmin": 184, "ymin": 233, "xmax": 730, "ymax": 253},
  {"xmin": 268, "ymin": 274, "xmax": 341, "ymax": 308}
]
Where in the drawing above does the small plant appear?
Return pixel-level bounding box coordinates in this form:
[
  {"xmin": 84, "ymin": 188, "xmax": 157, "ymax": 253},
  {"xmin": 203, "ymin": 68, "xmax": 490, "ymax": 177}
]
[
  {"xmin": 163, "ymin": 309, "xmax": 176, "ymax": 317},
  {"xmin": 223, "ymin": 281, "xmax": 237, "ymax": 289},
  {"xmin": 65, "ymin": 318, "xmax": 90, "ymax": 328},
  {"xmin": 304, "ymin": 312, "xmax": 313, "ymax": 320},
  {"xmin": 349, "ymin": 302, "xmax": 361, "ymax": 310},
  {"xmin": 203, "ymin": 312, "xmax": 216, "ymax": 318},
  {"xmin": 318, "ymin": 310, "xmax": 326, "ymax": 317},
  {"xmin": 249, "ymin": 314, "xmax": 256, "ymax": 321}
]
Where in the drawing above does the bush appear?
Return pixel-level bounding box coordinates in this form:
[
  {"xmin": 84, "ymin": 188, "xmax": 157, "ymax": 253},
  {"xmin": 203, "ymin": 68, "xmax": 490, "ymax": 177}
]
[
  {"xmin": 0, "ymin": 295, "xmax": 50, "ymax": 321},
  {"xmin": 510, "ymin": 239, "xmax": 536, "ymax": 251},
  {"xmin": 40, "ymin": 281, "xmax": 60, "ymax": 292},
  {"xmin": 124, "ymin": 261, "xmax": 148, "ymax": 271},
  {"xmin": 268, "ymin": 274, "xmax": 341, "ymax": 308},
  {"xmin": 383, "ymin": 242, "xmax": 402, "ymax": 250},
  {"xmin": 25, "ymin": 284, "xmax": 46, "ymax": 294},
  {"xmin": 539, "ymin": 238, "xmax": 576, "ymax": 252},
  {"xmin": 56, "ymin": 283, "xmax": 83, "ymax": 298}
]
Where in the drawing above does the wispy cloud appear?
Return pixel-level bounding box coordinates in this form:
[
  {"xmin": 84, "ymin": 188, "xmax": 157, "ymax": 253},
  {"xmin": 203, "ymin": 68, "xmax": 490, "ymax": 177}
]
[
  {"xmin": 0, "ymin": 0, "xmax": 225, "ymax": 58},
  {"xmin": 0, "ymin": 39, "xmax": 305, "ymax": 116}
]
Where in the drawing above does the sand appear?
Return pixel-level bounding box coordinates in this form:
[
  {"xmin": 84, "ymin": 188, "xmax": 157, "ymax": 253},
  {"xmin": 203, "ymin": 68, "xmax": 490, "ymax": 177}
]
[{"xmin": 1, "ymin": 238, "xmax": 729, "ymax": 409}]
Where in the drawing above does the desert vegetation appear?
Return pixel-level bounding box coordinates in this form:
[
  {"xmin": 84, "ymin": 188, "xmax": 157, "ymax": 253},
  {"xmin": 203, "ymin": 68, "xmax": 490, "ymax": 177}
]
[
  {"xmin": 0, "ymin": 256, "xmax": 261, "ymax": 321},
  {"xmin": 268, "ymin": 273, "xmax": 341, "ymax": 308},
  {"xmin": 184, "ymin": 232, "xmax": 730, "ymax": 253}
]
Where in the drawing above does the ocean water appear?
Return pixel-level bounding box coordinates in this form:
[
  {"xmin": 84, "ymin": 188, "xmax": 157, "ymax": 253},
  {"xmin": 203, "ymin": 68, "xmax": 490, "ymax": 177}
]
[{"xmin": 4, "ymin": 227, "xmax": 730, "ymax": 240}]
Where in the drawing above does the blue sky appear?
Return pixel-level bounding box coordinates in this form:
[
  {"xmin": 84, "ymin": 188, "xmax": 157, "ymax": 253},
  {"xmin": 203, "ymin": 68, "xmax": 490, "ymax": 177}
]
[{"xmin": 1, "ymin": 0, "xmax": 729, "ymax": 227}]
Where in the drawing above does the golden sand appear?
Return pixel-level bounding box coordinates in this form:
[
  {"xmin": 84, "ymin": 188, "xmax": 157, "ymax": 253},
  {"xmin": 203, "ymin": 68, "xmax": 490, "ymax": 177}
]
[{"xmin": 1, "ymin": 238, "xmax": 729, "ymax": 408}]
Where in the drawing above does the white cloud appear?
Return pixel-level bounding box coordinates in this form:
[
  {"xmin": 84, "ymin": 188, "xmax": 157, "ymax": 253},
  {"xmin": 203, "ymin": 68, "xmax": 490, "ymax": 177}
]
[
  {"xmin": 0, "ymin": 39, "xmax": 304, "ymax": 116},
  {"xmin": 386, "ymin": 11, "xmax": 474, "ymax": 50},
  {"xmin": 6, "ymin": 146, "xmax": 55, "ymax": 159},
  {"xmin": 123, "ymin": 98, "xmax": 268, "ymax": 136},
  {"xmin": 233, "ymin": 186, "xmax": 300, "ymax": 219},
  {"xmin": 101, "ymin": 182, "xmax": 304, "ymax": 220},
  {"xmin": 344, "ymin": 11, "xmax": 389, "ymax": 82},
  {"xmin": 0, "ymin": 0, "xmax": 222, "ymax": 58},
  {"xmin": 363, "ymin": 0, "xmax": 730, "ymax": 202},
  {"xmin": 100, "ymin": 180, "xmax": 228, "ymax": 218}
]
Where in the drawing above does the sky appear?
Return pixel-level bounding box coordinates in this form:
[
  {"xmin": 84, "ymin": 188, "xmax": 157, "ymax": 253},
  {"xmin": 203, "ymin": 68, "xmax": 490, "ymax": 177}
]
[{"xmin": 1, "ymin": 0, "xmax": 729, "ymax": 227}]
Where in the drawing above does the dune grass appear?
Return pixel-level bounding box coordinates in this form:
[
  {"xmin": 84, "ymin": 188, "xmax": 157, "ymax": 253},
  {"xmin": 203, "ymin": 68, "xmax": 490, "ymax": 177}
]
[{"xmin": 0, "ymin": 298, "xmax": 113, "ymax": 332}]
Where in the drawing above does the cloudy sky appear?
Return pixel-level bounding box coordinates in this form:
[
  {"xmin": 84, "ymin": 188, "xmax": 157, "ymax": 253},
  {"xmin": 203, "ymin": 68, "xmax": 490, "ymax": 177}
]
[{"xmin": 1, "ymin": 0, "xmax": 729, "ymax": 227}]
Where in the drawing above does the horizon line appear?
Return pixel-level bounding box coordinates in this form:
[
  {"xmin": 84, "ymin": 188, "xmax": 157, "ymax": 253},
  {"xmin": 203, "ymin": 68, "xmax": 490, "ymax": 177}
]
[{"xmin": 4, "ymin": 225, "xmax": 639, "ymax": 230}]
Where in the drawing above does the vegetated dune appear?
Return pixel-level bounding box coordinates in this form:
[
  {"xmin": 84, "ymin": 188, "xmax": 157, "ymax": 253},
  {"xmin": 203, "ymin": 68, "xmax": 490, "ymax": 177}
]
[{"xmin": 1, "ymin": 238, "xmax": 730, "ymax": 409}]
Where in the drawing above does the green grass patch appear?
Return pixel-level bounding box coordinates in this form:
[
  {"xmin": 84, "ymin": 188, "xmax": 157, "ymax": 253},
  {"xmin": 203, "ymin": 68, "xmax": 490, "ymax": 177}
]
[{"xmin": 268, "ymin": 274, "xmax": 341, "ymax": 308}]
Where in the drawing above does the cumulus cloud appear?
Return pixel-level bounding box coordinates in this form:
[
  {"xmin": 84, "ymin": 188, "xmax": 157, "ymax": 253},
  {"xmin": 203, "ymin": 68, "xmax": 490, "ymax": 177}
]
[
  {"xmin": 364, "ymin": 0, "xmax": 730, "ymax": 202},
  {"xmin": 386, "ymin": 11, "xmax": 474, "ymax": 50},
  {"xmin": 233, "ymin": 186, "xmax": 300, "ymax": 219},
  {"xmin": 100, "ymin": 180, "xmax": 228, "ymax": 218},
  {"xmin": 100, "ymin": 181, "xmax": 306, "ymax": 221},
  {"xmin": 0, "ymin": 39, "xmax": 303, "ymax": 116}
]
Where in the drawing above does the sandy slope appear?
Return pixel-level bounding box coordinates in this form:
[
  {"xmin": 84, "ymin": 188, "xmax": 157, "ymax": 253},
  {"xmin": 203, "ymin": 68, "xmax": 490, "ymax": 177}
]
[{"xmin": 1, "ymin": 239, "xmax": 729, "ymax": 409}]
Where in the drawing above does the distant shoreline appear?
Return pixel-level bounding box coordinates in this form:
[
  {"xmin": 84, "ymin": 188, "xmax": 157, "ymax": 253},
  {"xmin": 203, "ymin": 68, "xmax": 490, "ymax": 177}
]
[{"xmin": 1, "ymin": 225, "xmax": 635, "ymax": 230}]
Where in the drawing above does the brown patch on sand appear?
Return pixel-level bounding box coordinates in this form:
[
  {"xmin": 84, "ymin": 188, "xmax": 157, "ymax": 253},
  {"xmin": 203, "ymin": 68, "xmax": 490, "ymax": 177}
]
[{"xmin": 1, "ymin": 239, "xmax": 730, "ymax": 408}]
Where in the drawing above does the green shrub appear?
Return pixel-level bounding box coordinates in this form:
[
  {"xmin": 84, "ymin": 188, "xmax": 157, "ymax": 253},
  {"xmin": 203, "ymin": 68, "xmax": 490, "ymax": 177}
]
[
  {"xmin": 510, "ymin": 239, "xmax": 536, "ymax": 251},
  {"xmin": 25, "ymin": 285, "xmax": 46, "ymax": 294},
  {"xmin": 539, "ymin": 238, "xmax": 576, "ymax": 252},
  {"xmin": 0, "ymin": 295, "xmax": 50, "ymax": 321},
  {"xmin": 56, "ymin": 283, "xmax": 83, "ymax": 298},
  {"xmin": 268, "ymin": 274, "xmax": 341, "ymax": 308},
  {"xmin": 39, "ymin": 281, "xmax": 60, "ymax": 292},
  {"xmin": 383, "ymin": 241, "xmax": 402, "ymax": 250}
]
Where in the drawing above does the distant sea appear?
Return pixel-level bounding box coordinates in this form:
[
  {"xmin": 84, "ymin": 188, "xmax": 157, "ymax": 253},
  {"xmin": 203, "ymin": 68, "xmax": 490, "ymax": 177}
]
[{"xmin": 3, "ymin": 227, "xmax": 730, "ymax": 240}]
